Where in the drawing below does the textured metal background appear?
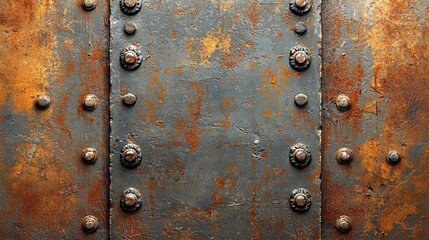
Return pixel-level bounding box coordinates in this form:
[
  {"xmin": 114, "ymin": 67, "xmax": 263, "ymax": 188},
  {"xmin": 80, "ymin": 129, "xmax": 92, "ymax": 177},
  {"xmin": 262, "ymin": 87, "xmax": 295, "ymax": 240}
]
[
  {"xmin": 0, "ymin": 0, "xmax": 110, "ymax": 238},
  {"xmin": 322, "ymin": 0, "xmax": 429, "ymax": 238},
  {"xmin": 110, "ymin": 0, "xmax": 321, "ymax": 239}
]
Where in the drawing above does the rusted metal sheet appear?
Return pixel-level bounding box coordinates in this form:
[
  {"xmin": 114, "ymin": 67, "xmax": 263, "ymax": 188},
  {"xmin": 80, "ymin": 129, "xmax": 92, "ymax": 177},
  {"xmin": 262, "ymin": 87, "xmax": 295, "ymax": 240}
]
[
  {"xmin": 322, "ymin": 0, "xmax": 429, "ymax": 238},
  {"xmin": 110, "ymin": 0, "xmax": 321, "ymax": 239},
  {"xmin": 0, "ymin": 0, "xmax": 109, "ymax": 238}
]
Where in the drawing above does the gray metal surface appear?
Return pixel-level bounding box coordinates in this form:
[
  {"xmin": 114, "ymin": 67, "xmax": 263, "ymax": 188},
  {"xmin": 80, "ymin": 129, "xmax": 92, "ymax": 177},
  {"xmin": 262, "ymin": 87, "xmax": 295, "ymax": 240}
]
[{"xmin": 110, "ymin": 0, "xmax": 322, "ymax": 239}]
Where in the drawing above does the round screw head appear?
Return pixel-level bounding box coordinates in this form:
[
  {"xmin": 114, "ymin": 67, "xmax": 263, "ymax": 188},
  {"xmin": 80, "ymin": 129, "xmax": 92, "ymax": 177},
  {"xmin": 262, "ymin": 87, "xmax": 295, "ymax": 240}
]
[
  {"xmin": 386, "ymin": 150, "xmax": 401, "ymax": 165},
  {"xmin": 336, "ymin": 147, "xmax": 353, "ymax": 164},
  {"xmin": 294, "ymin": 22, "xmax": 307, "ymax": 35},
  {"xmin": 295, "ymin": 51, "xmax": 307, "ymax": 65},
  {"xmin": 294, "ymin": 149, "xmax": 307, "ymax": 162},
  {"xmin": 294, "ymin": 93, "xmax": 308, "ymax": 107},
  {"xmin": 290, "ymin": 143, "xmax": 312, "ymax": 169},
  {"xmin": 294, "ymin": 193, "xmax": 308, "ymax": 207},
  {"xmin": 122, "ymin": 93, "xmax": 137, "ymax": 106},
  {"xmin": 124, "ymin": 0, "xmax": 138, "ymax": 8},
  {"xmin": 81, "ymin": 0, "xmax": 97, "ymax": 11},
  {"xmin": 124, "ymin": 51, "xmax": 138, "ymax": 64},
  {"xmin": 336, "ymin": 215, "xmax": 352, "ymax": 233},
  {"xmin": 124, "ymin": 21, "xmax": 137, "ymax": 34},
  {"xmin": 35, "ymin": 95, "xmax": 51, "ymax": 109},
  {"xmin": 124, "ymin": 149, "xmax": 138, "ymax": 162},
  {"xmin": 81, "ymin": 148, "xmax": 98, "ymax": 164},
  {"xmin": 81, "ymin": 215, "xmax": 99, "ymax": 233},
  {"xmin": 82, "ymin": 94, "xmax": 99, "ymax": 111},
  {"xmin": 295, "ymin": 0, "xmax": 307, "ymax": 8},
  {"xmin": 336, "ymin": 94, "xmax": 351, "ymax": 111},
  {"xmin": 124, "ymin": 193, "xmax": 138, "ymax": 207}
]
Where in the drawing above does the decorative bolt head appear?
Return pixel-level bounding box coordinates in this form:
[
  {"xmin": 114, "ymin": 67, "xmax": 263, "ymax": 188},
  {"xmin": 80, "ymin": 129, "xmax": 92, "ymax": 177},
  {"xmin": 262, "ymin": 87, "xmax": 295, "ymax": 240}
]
[
  {"xmin": 290, "ymin": 0, "xmax": 311, "ymax": 15},
  {"xmin": 81, "ymin": 0, "xmax": 97, "ymax": 11},
  {"xmin": 336, "ymin": 94, "xmax": 351, "ymax": 111},
  {"xmin": 289, "ymin": 188, "xmax": 312, "ymax": 212},
  {"xmin": 336, "ymin": 147, "xmax": 353, "ymax": 164},
  {"xmin": 122, "ymin": 93, "xmax": 137, "ymax": 106},
  {"xmin": 386, "ymin": 150, "xmax": 401, "ymax": 165},
  {"xmin": 336, "ymin": 215, "xmax": 352, "ymax": 233},
  {"xmin": 289, "ymin": 45, "xmax": 311, "ymax": 71},
  {"xmin": 81, "ymin": 215, "xmax": 99, "ymax": 233},
  {"xmin": 120, "ymin": 187, "xmax": 142, "ymax": 212},
  {"xmin": 35, "ymin": 95, "xmax": 51, "ymax": 109},
  {"xmin": 82, "ymin": 148, "xmax": 98, "ymax": 164},
  {"xmin": 294, "ymin": 22, "xmax": 307, "ymax": 35},
  {"xmin": 294, "ymin": 93, "xmax": 308, "ymax": 107},
  {"xmin": 295, "ymin": 0, "xmax": 307, "ymax": 8},
  {"xmin": 83, "ymin": 94, "xmax": 99, "ymax": 111},
  {"xmin": 124, "ymin": 21, "xmax": 137, "ymax": 34},
  {"xmin": 120, "ymin": 143, "xmax": 142, "ymax": 168},
  {"xmin": 120, "ymin": 0, "xmax": 142, "ymax": 15},
  {"xmin": 290, "ymin": 143, "xmax": 312, "ymax": 168},
  {"xmin": 120, "ymin": 45, "xmax": 142, "ymax": 71}
]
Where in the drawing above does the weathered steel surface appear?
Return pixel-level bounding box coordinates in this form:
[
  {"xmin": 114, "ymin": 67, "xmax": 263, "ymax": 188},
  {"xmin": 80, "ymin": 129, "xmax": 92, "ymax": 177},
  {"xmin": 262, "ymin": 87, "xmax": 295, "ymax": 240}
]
[
  {"xmin": 322, "ymin": 0, "xmax": 429, "ymax": 239},
  {"xmin": 110, "ymin": 0, "xmax": 321, "ymax": 239},
  {"xmin": 0, "ymin": 0, "xmax": 109, "ymax": 238}
]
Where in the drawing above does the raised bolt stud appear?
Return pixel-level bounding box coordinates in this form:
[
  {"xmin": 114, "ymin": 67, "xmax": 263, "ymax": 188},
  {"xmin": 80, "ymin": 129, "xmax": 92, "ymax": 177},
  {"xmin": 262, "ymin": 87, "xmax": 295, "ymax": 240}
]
[
  {"xmin": 120, "ymin": 187, "xmax": 142, "ymax": 212},
  {"xmin": 82, "ymin": 94, "xmax": 99, "ymax": 111},
  {"xmin": 336, "ymin": 94, "xmax": 351, "ymax": 111},
  {"xmin": 289, "ymin": 188, "xmax": 312, "ymax": 212},
  {"xmin": 336, "ymin": 215, "xmax": 352, "ymax": 233},
  {"xmin": 122, "ymin": 93, "xmax": 137, "ymax": 106},
  {"xmin": 290, "ymin": 0, "xmax": 311, "ymax": 15},
  {"xmin": 120, "ymin": 0, "xmax": 142, "ymax": 15},
  {"xmin": 81, "ymin": 148, "xmax": 98, "ymax": 164},
  {"xmin": 336, "ymin": 147, "xmax": 353, "ymax": 164},
  {"xmin": 386, "ymin": 150, "xmax": 401, "ymax": 165},
  {"xmin": 289, "ymin": 46, "xmax": 311, "ymax": 71},
  {"xmin": 35, "ymin": 95, "xmax": 51, "ymax": 109},
  {"xmin": 294, "ymin": 22, "xmax": 307, "ymax": 35},
  {"xmin": 124, "ymin": 21, "xmax": 137, "ymax": 34},
  {"xmin": 294, "ymin": 93, "xmax": 308, "ymax": 107},
  {"xmin": 290, "ymin": 143, "xmax": 312, "ymax": 168},
  {"xmin": 81, "ymin": 215, "xmax": 99, "ymax": 233},
  {"xmin": 120, "ymin": 143, "xmax": 142, "ymax": 168},
  {"xmin": 120, "ymin": 45, "xmax": 142, "ymax": 71},
  {"xmin": 81, "ymin": 0, "xmax": 97, "ymax": 11}
]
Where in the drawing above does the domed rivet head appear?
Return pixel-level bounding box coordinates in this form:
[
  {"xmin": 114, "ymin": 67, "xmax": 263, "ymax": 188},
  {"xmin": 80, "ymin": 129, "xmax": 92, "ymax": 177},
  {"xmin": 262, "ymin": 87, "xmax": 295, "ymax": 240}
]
[
  {"xmin": 124, "ymin": 21, "xmax": 137, "ymax": 34},
  {"xmin": 81, "ymin": 215, "xmax": 99, "ymax": 233},
  {"xmin": 289, "ymin": 188, "xmax": 312, "ymax": 212},
  {"xmin": 290, "ymin": 0, "xmax": 311, "ymax": 15},
  {"xmin": 290, "ymin": 143, "xmax": 312, "ymax": 168},
  {"xmin": 35, "ymin": 95, "xmax": 51, "ymax": 109},
  {"xmin": 81, "ymin": 148, "xmax": 98, "ymax": 164},
  {"xmin": 82, "ymin": 94, "xmax": 99, "ymax": 111},
  {"xmin": 294, "ymin": 93, "xmax": 308, "ymax": 107},
  {"xmin": 289, "ymin": 45, "xmax": 311, "ymax": 71},
  {"xmin": 386, "ymin": 150, "xmax": 401, "ymax": 165},
  {"xmin": 120, "ymin": 0, "xmax": 142, "ymax": 15},
  {"xmin": 122, "ymin": 93, "xmax": 137, "ymax": 106},
  {"xmin": 294, "ymin": 22, "xmax": 307, "ymax": 35},
  {"xmin": 120, "ymin": 187, "xmax": 142, "ymax": 212},
  {"xmin": 120, "ymin": 143, "xmax": 142, "ymax": 168},
  {"xmin": 120, "ymin": 45, "xmax": 142, "ymax": 71},
  {"xmin": 336, "ymin": 215, "xmax": 352, "ymax": 233},
  {"xmin": 81, "ymin": 0, "xmax": 97, "ymax": 11},
  {"xmin": 336, "ymin": 94, "xmax": 351, "ymax": 111},
  {"xmin": 336, "ymin": 147, "xmax": 353, "ymax": 164}
]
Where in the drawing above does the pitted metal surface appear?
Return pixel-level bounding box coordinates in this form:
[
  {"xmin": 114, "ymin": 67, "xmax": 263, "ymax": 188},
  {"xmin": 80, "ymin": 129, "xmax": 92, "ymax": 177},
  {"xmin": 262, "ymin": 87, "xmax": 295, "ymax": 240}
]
[{"xmin": 110, "ymin": 0, "xmax": 322, "ymax": 238}]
